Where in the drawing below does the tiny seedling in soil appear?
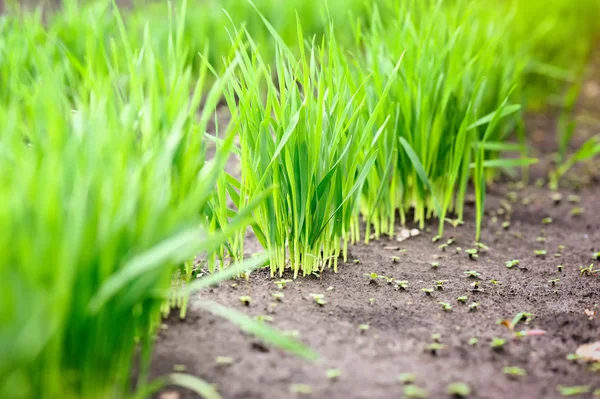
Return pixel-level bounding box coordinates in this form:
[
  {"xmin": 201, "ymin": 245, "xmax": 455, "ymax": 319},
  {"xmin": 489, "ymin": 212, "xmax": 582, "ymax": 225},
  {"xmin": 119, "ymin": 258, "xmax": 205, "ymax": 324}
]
[
  {"xmin": 505, "ymin": 259, "xmax": 520, "ymax": 269},
  {"xmin": 469, "ymin": 302, "xmax": 480, "ymax": 312},
  {"xmin": 594, "ymin": 252, "xmax": 600, "ymax": 260},
  {"xmin": 353, "ymin": 259, "xmax": 361, "ymax": 264},
  {"xmin": 557, "ymin": 264, "xmax": 564, "ymax": 272},
  {"xmin": 551, "ymin": 192, "xmax": 563, "ymax": 204},
  {"xmin": 254, "ymin": 315, "xmax": 274, "ymax": 323},
  {"xmin": 502, "ymin": 221, "xmax": 510, "ymax": 229},
  {"xmin": 290, "ymin": 384, "xmax": 313, "ymax": 394},
  {"xmin": 548, "ymin": 278, "xmax": 560, "ymax": 286},
  {"xmin": 403, "ymin": 385, "xmax": 429, "ymax": 399},
  {"xmin": 431, "ymin": 333, "xmax": 442, "ymax": 342},
  {"xmin": 275, "ymin": 279, "xmax": 292, "ymax": 289},
  {"xmin": 358, "ymin": 324, "xmax": 370, "ymax": 333},
  {"xmin": 382, "ymin": 276, "xmax": 395, "ymax": 284},
  {"xmin": 392, "ymin": 256, "xmax": 401, "ymax": 263},
  {"xmin": 173, "ymin": 364, "xmax": 186, "ymax": 372},
  {"xmin": 534, "ymin": 249, "xmax": 547, "ymax": 257},
  {"xmin": 271, "ymin": 292, "xmax": 284, "ymax": 301},
  {"xmin": 489, "ymin": 279, "xmax": 501, "ymax": 287},
  {"xmin": 456, "ymin": 247, "xmax": 463, "ymax": 254},
  {"xmin": 369, "ymin": 298, "xmax": 375, "ymax": 306},
  {"xmin": 556, "ymin": 385, "xmax": 591, "ymax": 396},
  {"xmin": 464, "ymin": 270, "xmax": 481, "ymax": 278},
  {"xmin": 239, "ymin": 296, "xmax": 252, "ymax": 306},
  {"xmin": 364, "ymin": 272, "xmax": 380, "ymax": 282},
  {"xmin": 465, "ymin": 249, "xmax": 479, "ymax": 260},
  {"xmin": 470, "ymin": 281, "xmax": 481, "ymax": 291},
  {"xmin": 490, "ymin": 337, "xmax": 507, "ymax": 350},
  {"xmin": 475, "ymin": 242, "xmax": 490, "ymax": 251},
  {"xmin": 438, "ymin": 243, "xmax": 449, "ymax": 251},
  {"xmin": 445, "ymin": 218, "xmax": 464, "ymax": 229},
  {"xmin": 439, "ymin": 302, "xmax": 452, "ymax": 311},
  {"xmin": 503, "ymin": 366, "xmax": 526, "ymax": 377},
  {"xmin": 309, "ymin": 293, "xmax": 326, "ymax": 306},
  {"xmin": 215, "ymin": 356, "xmax": 234, "ymax": 366},
  {"xmin": 580, "ymin": 264, "xmax": 599, "ymax": 276},
  {"xmin": 567, "ymin": 194, "xmax": 581, "ymax": 203},
  {"xmin": 432, "ymin": 235, "xmax": 441, "ymax": 243},
  {"xmin": 447, "ymin": 382, "xmax": 471, "ymax": 397},
  {"xmin": 326, "ymin": 286, "xmax": 334, "ymax": 291},
  {"xmin": 434, "ymin": 279, "xmax": 449, "ymax": 290},
  {"xmin": 326, "ymin": 368, "xmax": 342, "ymax": 380},
  {"xmin": 421, "ymin": 287, "xmax": 434, "ymax": 296},
  {"xmin": 398, "ymin": 373, "xmax": 417, "ymax": 384},
  {"xmin": 457, "ymin": 295, "xmax": 468, "ymax": 303},
  {"xmin": 426, "ymin": 343, "xmax": 446, "ymax": 355},
  {"xmin": 542, "ymin": 217, "xmax": 553, "ymax": 225},
  {"xmin": 396, "ymin": 280, "xmax": 409, "ymax": 290},
  {"xmin": 570, "ymin": 207, "xmax": 584, "ymax": 217},
  {"xmin": 431, "ymin": 262, "xmax": 440, "ymax": 269},
  {"xmin": 468, "ymin": 338, "xmax": 479, "ymax": 346},
  {"xmin": 536, "ymin": 236, "xmax": 547, "ymax": 243}
]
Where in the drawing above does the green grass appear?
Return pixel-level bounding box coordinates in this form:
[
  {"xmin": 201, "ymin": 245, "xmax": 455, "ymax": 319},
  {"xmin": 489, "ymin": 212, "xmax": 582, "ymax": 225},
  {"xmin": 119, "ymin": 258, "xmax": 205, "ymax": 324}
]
[{"xmin": 1, "ymin": 0, "xmax": 600, "ymax": 397}]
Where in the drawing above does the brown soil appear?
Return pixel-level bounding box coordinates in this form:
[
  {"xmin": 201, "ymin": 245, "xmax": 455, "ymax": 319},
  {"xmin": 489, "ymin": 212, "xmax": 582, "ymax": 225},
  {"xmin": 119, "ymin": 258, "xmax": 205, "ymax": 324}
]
[{"xmin": 150, "ymin": 65, "xmax": 600, "ymax": 398}]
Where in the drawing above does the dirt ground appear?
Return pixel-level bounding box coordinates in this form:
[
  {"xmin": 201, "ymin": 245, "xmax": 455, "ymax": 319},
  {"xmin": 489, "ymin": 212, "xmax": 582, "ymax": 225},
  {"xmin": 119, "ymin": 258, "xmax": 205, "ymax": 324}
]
[{"xmin": 149, "ymin": 65, "xmax": 600, "ymax": 398}]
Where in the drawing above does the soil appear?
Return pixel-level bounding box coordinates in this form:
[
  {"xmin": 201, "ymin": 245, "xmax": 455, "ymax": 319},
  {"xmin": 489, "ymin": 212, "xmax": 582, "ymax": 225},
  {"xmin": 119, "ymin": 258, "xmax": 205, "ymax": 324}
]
[{"xmin": 149, "ymin": 62, "xmax": 600, "ymax": 398}]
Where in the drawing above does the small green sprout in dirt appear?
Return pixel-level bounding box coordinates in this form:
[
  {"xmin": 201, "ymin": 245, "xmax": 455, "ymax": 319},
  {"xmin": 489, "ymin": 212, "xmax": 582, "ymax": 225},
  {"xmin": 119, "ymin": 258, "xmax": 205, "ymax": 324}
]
[
  {"xmin": 470, "ymin": 281, "xmax": 481, "ymax": 291},
  {"xmin": 364, "ymin": 272, "xmax": 380, "ymax": 283},
  {"xmin": 456, "ymin": 247, "xmax": 463, "ymax": 254},
  {"xmin": 505, "ymin": 259, "xmax": 520, "ymax": 269},
  {"xmin": 353, "ymin": 259, "xmax": 361, "ymax": 264},
  {"xmin": 447, "ymin": 382, "xmax": 471, "ymax": 397},
  {"xmin": 239, "ymin": 296, "xmax": 252, "ymax": 306},
  {"xmin": 475, "ymin": 242, "xmax": 490, "ymax": 251},
  {"xmin": 309, "ymin": 293, "xmax": 327, "ymax": 306},
  {"xmin": 457, "ymin": 295, "xmax": 469, "ymax": 303},
  {"xmin": 369, "ymin": 298, "xmax": 376, "ymax": 306},
  {"xmin": 438, "ymin": 243, "xmax": 449, "ymax": 251},
  {"xmin": 557, "ymin": 385, "xmax": 591, "ymax": 396},
  {"xmin": 215, "ymin": 356, "xmax": 234, "ymax": 366},
  {"xmin": 507, "ymin": 191, "xmax": 518, "ymax": 202},
  {"xmin": 490, "ymin": 337, "xmax": 507, "ymax": 350},
  {"xmin": 465, "ymin": 249, "xmax": 479, "ymax": 260},
  {"xmin": 326, "ymin": 368, "xmax": 342, "ymax": 380},
  {"xmin": 551, "ymin": 192, "xmax": 563, "ymax": 204},
  {"xmin": 432, "ymin": 235, "xmax": 441, "ymax": 243},
  {"xmin": 396, "ymin": 280, "xmax": 410, "ymax": 290},
  {"xmin": 275, "ymin": 279, "xmax": 293, "ymax": 289},
  {"xmin": 558, "ymin": 244, "xmax": 566, "ymax": 253},
  {"xmin": 580, "ymin": 264, "xmax": 599, "ymax": 276},
  {"xmin": 594, "ymin": 252, "xmax": 600, "ymax": 260},
  {"xmin": 421, "ymin": 287, "xmax": 434, "ymax": 296},
  {"xmin": 567, "ymin": 194, "xmax": 581, "ymax": 203},
  {"xmin": 382, "ymin": 276, "xmax": 395, "ymax": 284},
  {"xmin": 327, "ymin": 286, "xmax": 334, "ymax": 292},
  {"xmin": 431, "ymin": 261, "xmax": 440, "ymax": 269},
  {"xmin": 445, "ymin": 218, "xmax": 464, "ymax": 230},
  {"xmin": 468, "ymin": 337, "xmax": 479, "ymax": 346},
  {"xmin": 403, "ymin": 384, "xmax": 429, "ymax": 399},
  {"xmin": 434, "ymin": 280, "xmax": 449, "ymax": 290},
  {"xmin": 271, "ymin": 292, "xmax": 285, "ymax": 301},
  {"xmin": 566, "ymin": 353, "xmax": 581, "ymax": 361},
  {"xmin": 431, "ymin": 333, "xmax": 442, "ymax": 342},
  {"xmin": 254, "ymin": 315, "xmax": 275, "ymax": 323},
  {"xmin": 503, "ymin": 366, "xmax": 526, "ymax": 377},
  {"xmin": 392, "ymin": 256, "xmax": 401, "ymax": 263},
  {"xmin": 502, "ymin": 221, "xmax": 511, "ymax": 230},
  {"xmin": 548, "ymin": 278, "xmax": 560, "ymax": 287},
  {"xmin": 536, "ymin": 236, "xmax": 547, "ymax": 243},
  {"xmin": 570, "ymin": 207, "xmax": 584, "ymax": 217},
  {"xmin": 542, "ymin": 217, "xmax": 553, "ymax": 225},
  {"xmin": 439, "ymin": 302, "xmax": 452, "ymax": 311},
  {"xmin": 290, "ymin": 384, "xmax": 313, "ymax": 394},
  {"xmin": 469, "ymin": 302, "xmax": 480, "ymax": 312},
  {"xmin": 489, "ymin": 279, "xmax": 501, "ymax": 287},
  {"xmin": 534, "ymin": 249, "xmax": 547, "ymax": 257},
  {"xmin": 464, "ymin": 270, "xmax": 481, "ymax": 278},
  {"xmin": 358, "ymin": 324, "xmax": 370, "ymax": 333},
  {"xmin": 173, "ymin": 364, "xmax": 187, "ymax": 372},
  {"xmin": 557, "ymin": 264, "xmax": 564, "ymax": 272},
  {"xmin": 398, "ymin": 373, "xmax": 417, "ymax": 384},
  {"xmin": 426, "ymin": 343, "xmax": 446, "ymax": 355}
]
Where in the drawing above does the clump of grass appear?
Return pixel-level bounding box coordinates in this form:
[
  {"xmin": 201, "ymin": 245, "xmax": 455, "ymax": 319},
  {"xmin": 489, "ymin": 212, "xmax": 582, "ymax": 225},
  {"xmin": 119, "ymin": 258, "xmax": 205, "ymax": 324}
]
[{"xmin": 227, "ymin": 17, "xmax": 398, "ymax": 277}]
